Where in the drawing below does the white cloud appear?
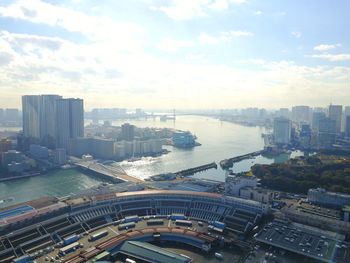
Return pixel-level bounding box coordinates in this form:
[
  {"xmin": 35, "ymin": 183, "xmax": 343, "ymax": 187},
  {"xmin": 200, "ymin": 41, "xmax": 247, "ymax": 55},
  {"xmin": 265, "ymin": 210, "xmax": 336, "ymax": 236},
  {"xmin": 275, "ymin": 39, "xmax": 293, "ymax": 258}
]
[
  {"xmin": 220, "ymin": 30, "xmax": 253, "ymax": 40},
  {"xmin": 314, "ymin": 44, "xmax": 341, "ymax": 51},
  {"xmin": 198, "ymin": 32, "xmax": 219, "ymax": 44},
  {"xmin": 157, "ymin": 38, "xmax": 195, "ymax": 52},
  {"xmin": 254, "ymin": 10, "xmax": 262, "ymax": 15},
  {"xmin": 0, "ymin": 0, "xmax": 145, "ymax": 51},
  {"xmin": 150, "ymin": 0, "xmax": 246, "ymax": 20},
  {"xmin": 311, "ymin": 54, "xmax": 350, "ymax": 61},
  {"xmin": 291, "ymin": 31, "xmax": 302, "ymax": 38},
  {"xmin": 186, "ymin": 54, "xmax": 206, "ymax": 60}
]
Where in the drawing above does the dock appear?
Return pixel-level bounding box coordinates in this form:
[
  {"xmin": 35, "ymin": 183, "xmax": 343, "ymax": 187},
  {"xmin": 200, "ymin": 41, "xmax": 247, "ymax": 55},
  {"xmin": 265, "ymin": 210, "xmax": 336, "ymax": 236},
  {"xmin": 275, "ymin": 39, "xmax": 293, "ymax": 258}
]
[
  {"xmin": 219, "ymin": 150, "xmax": 265, "ymax": 169},
  {"xmin": 174, "ymin": 162, "xmax": 218, "ymax": 177},
  {"xmin": 76, "ymin": 161, "xmax": 142, "ymax": 183}
]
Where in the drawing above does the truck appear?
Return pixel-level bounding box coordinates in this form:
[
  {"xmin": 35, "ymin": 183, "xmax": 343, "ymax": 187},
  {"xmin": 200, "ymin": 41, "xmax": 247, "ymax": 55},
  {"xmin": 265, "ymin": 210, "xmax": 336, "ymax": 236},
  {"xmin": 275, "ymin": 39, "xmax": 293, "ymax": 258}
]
[
  {"xmin": 123, "ymin": 215, "xmax": 139, "ymax": 223},
  {"xmin": 89, "ymin": 230, "xmax": 108, "ymax": 241},
  {"xmin": 59, "ymin": 242, "xmax": 80, "ymax": 255},
  {"xmin": 175, "ymin": 220, "xmax": 192, "ymax": 227},
  {"xmin": 118, "ymin": 222, "xmax": 136, "ymax": 231},
  {"xmin": 209, "ymin": 221, "xmax": 226, "ymax": 229},
  {"xmin": 147, "ymin": 219, "xmax": 164, "ymax": 226},
  {"xmin": 13, "ymin": 255, "xmax": 31, "ymax": 263},
  {"xmin": 170, "ymin": 214, "xmax": 186, "ymax": 220},
  {"xmin": 63, "ymin": 234, "xmax": 80, "ymax": 245}
]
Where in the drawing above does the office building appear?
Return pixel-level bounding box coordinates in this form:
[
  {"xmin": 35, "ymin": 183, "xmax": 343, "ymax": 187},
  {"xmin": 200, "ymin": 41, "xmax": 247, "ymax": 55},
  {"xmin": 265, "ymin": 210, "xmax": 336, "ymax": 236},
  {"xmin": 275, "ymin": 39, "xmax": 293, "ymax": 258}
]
[
  {"xmin": 346, "ymin": 115, "xmax": 350, "ymax": 137},
  {"xmin": 311, "ymin": 111, "xmax": 326, "ymax": 131},
  {"xmin": 22, "ymin": 95, "xmax": 42, "ymax": 139},
  {"xmin": 0, "ymin": 138, "xmax": 12, "ymax": 153},
  {"xmin": 277, "ymin": 108, "xmax": 290, "ymax": 118},
  {"xmin": 328, "ymin": 104, "xmax": 342, "ymax": 134},
  {"xmin": 308, "ymin": 188, "xmax": 350, "ymax": 209},
  {"xmin": 29, "ymin": 144, "xmax": 49, "ymax": 159},
  {"xmin": 318, "ymin": 117, "xmax": 336, "ymax": 148},
  {"xmin": 292, "ymin": 106, "xmax": 310, "ymax": 123},
  {"xmin": 0, "ymin": 108, "xmax": 3, "ymax": 121},
  {"xmin": 225, "ymin": 174, "xmax": 258, "ymax": 196},
  {"xmin": 54, "ymin": 148, "xmax": 67, "ymax": 165},
  {"xmin": 121, "ymin": 123, "xmax": 135, "ymax": 141},
  {"xmin": 22, "ymin": 95, "xmax": 83, "ymax": 149},
  {"xmin": 273, "ymin": 117, "xmax": 291, "ymax": 144},
  {"xmin": 5, "ymin": 108, "xmax": 19, "ymax": 121},
  {"xmin": 56, "ymin": 98, "xmax": 84, "ymax": 149}
]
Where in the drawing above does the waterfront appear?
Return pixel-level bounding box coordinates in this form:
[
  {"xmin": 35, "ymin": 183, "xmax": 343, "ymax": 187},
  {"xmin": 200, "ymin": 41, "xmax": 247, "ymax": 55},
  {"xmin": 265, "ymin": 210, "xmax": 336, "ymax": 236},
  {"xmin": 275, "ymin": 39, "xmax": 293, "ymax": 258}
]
[{"xmin": 0, "ymin": 116, "xmax": 301, "ymax": 208}]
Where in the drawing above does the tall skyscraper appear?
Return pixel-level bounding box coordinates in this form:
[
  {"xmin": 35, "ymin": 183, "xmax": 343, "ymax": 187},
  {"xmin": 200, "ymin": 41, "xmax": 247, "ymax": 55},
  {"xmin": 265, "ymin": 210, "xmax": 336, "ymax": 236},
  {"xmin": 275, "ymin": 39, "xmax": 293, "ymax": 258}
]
[
  {"xmin": 56, "ymin": 98, "xmax": 84, "ymax": 148},
  {"xmin": 273, "ymin": 117, "xmax": 291, "ymax": 144},
  {"xmin": 22, "ymin": 95, "xmax": 83, "ymax": 149},
  {"xmin": 328, "ymin": 105, "xmax": 342, "ymax": 134},
  {"xmin": 346, "ymin": 115, "xmax": 350, "ymax": 137},
  {"xmin": 121, "ymin": 123, "xmax": 135, "ymax": 141},
  {"xmin": 22, "ymin": 95, "xmax": 41, "ymax": 139},
  {"xmin": 292, "ymin": 106, "xmax": 311, "ymax": 123},
  {"xmin": 40, "ymin": 95, "xmax": 62, "ymax": 147},
  {"xmin": 318, "ymin": 117, "xmax": 336, "ymax": 148},
  {"xmin": 312, "ymin": 111, "xmax": 326, "ymax": 131}
]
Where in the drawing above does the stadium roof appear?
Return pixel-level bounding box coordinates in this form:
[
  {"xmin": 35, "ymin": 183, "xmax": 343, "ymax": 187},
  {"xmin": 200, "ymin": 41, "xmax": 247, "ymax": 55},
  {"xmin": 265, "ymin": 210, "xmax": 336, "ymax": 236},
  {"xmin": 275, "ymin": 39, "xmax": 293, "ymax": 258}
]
[{"xmin": 119, "ymin": 241, "xmax": 192, "ymax": 263}]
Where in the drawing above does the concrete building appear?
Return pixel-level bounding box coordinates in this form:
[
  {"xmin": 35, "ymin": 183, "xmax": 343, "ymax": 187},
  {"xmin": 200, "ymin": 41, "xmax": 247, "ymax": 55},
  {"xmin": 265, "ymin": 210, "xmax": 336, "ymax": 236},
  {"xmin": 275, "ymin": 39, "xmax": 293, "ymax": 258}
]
[
  {"xmin": 121, "ymin": 123, "xmax": 135, "ymax": 141},
  {"xmin": 239, "ymin": 187, "xmax": 272, "ymax": 204},
  {"xmin": 273, "ymin": 117, "xmax": 291, "ymax": 144},
  {"xmin": 54, "ymin": 148, "xmax": 67, "ymax": 165},
  {"xmin": 312, "ymin": 111, "xmax": 326, "ymax": 131},
  {"xmin": 172, "ymin": 131, "xmax": 195, "ymax": 147},
  {"xmin": 292, "ymin": 106, "xmax": 311, "ymax": 123},
  {"xmin": 329, "ymin": 104, "xmax": 342, "ymax": 134},
  {"xmin": 318, "ymin": 117, "xmax": 336, "ymax": 148},
  {"xmin": 225, "ymin": 174, "xmax": 258, "ymax": 196},
  {"xmin": 5, "ymin": 108, "xmax": 19, "ymax": 121},
  {"xmin": 0, "ymin": 108, "xmax": 3, "ymax": 121},
  {"xmin": 308, "ymin": 188, "xmax": 350, "ymax": 209},
  {"xmin": 68, "ymin": 137, "xmax": 115, "ymax": 159},
  {"xmin": 29, "ymin": 144, "xmax": 49, "ymax": 159},
  {"xmin": 0, "ymin": 138, "xmax": 12, "ymax": 154},
  {"xmin": 22, "ymin": 95, "xmax": 83, "ymax": 149},
  {"xmin": 346, "ymin": 115, "xmax": 350, "ymax": 137},
  {"xmin": 117, "ymin": 241, "xmax": 193, "ymax": 263},
  {"xmin": 1, "ymin": 150, "xmax": 24, "ymax": 166},
  {"xmin": 56, "ymin": 98, "xmax": 84, "ymax": 149}
]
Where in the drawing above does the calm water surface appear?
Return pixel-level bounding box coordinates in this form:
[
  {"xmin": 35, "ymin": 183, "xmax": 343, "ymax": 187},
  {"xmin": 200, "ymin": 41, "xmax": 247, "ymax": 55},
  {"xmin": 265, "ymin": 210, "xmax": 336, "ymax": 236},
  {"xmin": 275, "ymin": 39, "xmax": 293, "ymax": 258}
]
[{"xmin": 0, "ymin": 116, "xmax": 299, "ymax": 208}]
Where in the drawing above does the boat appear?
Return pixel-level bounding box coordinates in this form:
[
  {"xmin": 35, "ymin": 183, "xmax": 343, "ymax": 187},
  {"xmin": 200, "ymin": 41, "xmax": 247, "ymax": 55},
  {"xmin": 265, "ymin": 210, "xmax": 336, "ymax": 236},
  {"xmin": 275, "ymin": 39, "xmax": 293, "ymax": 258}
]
[{"xmin": 214, "ymin": 252, "xmax": 223, "ymax": 259}]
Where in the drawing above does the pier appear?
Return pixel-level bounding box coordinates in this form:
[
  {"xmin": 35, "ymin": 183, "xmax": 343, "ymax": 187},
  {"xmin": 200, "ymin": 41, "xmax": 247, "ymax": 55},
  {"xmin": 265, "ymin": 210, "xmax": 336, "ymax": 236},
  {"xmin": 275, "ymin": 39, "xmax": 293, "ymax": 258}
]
[
  {"xmin": 76, "ymin": 161, "xmax": 142, "ymax": 183},
  {"xmin": 174, "ymin": 162, "xmax": 218, "ymax": 177},
  {"xmin": 219, "ymin": 150, "xmax": 265, "ymax": 169}
]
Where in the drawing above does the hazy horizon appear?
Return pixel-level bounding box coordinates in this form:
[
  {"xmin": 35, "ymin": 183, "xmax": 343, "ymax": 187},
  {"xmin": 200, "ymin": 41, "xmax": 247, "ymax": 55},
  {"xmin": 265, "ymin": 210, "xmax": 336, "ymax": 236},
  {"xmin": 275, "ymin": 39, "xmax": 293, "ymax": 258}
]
[{"xmin": 1, "ymin": 0, "xmax": 350, "ymax": 109}]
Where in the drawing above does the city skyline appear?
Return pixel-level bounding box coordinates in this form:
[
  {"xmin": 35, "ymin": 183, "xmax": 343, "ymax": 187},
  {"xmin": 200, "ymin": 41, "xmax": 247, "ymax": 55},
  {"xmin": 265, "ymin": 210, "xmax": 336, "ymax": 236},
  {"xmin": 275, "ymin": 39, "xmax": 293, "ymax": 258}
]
[{"xmin": 0, "ymin": 0, "xmax": 350, "ymax": 109}]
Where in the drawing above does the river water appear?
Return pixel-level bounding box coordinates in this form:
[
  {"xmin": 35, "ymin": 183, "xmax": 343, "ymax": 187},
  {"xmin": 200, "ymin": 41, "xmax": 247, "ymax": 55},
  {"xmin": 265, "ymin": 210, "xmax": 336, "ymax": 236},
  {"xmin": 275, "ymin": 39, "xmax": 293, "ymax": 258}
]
[{"xmin": 0, "ymin": 116, "xmax": 300, "ymax": 208}]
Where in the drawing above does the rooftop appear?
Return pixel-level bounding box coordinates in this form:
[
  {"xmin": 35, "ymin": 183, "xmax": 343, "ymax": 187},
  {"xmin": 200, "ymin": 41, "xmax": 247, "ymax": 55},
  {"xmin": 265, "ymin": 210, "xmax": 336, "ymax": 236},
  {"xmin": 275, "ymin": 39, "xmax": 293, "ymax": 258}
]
[{"xmin": 119, "ymin": 241, "xmax": 192, "ymax": 263}]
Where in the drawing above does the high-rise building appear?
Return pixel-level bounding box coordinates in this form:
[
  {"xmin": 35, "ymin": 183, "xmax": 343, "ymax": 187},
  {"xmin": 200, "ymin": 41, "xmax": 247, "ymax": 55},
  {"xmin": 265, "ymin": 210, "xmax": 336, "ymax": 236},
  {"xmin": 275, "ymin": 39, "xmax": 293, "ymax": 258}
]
[
  {"xmin": 121, "ymin": 123, "xmax": 135, "ymax": 141},
  {"xmin": 22, "ymin": 95, "xmax": 83, "ymax": 149},
  {"xmin": 346, "ymin": 115, "xmax": 350, "ymax": 137},
  {"xmin": 311, "ymin": 111, "xmax": 326, "ymax": 131},
  {"xmin": 318, "ymin": 117, "xmax": 336, "ymax": 148},
  {"xmin": 292, "ymin": 106, "xmax": 311, "ymax": 123},
  {"xmin": 0, "ymin": 108, "xmax": 4, "ymax": 121},
  {"xmin": 277, "ymin": 108, "xmax": 290, "ymax": 118},
  {"xmin": 22, "ymin": 95, "xmax": 41, "ymax": 139},
  {"xmin": 273, "ymin": 117, "xmax": 291, "ymax": 144},
  {"xmin": 40, "ymin": 95, "xmax": 62, "ymax": 147},
  {"xmin": 5, "ymin": 108, "xmax": 19, "ymax": 121},
  {"xmin": 56, "ymin": 98, "xmax": 84, "ymax": 149},
  {"xmin": 328, "ymin": 104, "xmax": 342, "ymax": 134}
]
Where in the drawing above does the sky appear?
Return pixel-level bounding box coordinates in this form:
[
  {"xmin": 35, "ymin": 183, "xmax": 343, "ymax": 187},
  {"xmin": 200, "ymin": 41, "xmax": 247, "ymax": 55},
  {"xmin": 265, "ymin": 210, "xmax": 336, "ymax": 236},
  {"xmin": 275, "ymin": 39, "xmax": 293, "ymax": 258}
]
[{"xmin": 0, "ymin": 0, "xmax": 350, "ymax": 110}]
